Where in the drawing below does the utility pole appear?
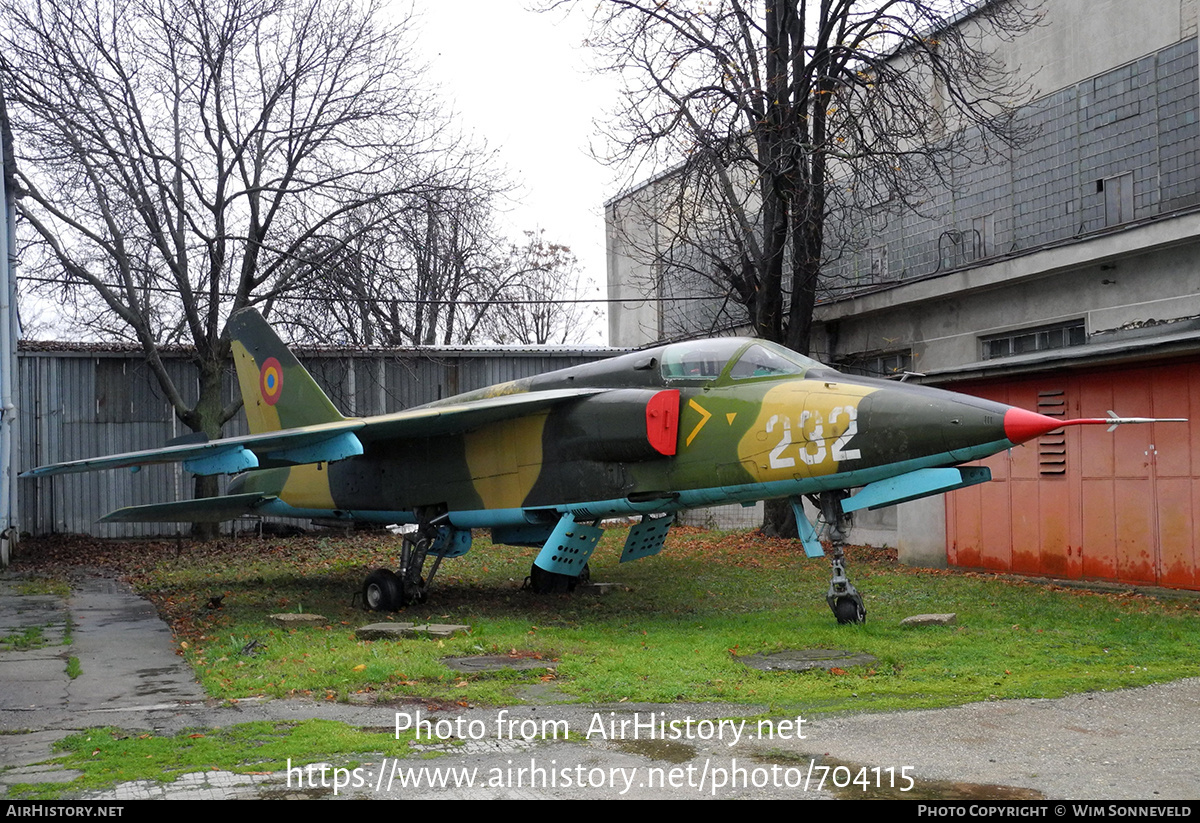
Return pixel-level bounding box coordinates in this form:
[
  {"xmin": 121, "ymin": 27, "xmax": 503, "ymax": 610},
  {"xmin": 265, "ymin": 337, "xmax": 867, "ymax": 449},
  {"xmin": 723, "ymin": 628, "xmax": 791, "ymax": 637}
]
[{"xmin": 0, "ymin": 86, "xmax": 20, "ymax": 566}]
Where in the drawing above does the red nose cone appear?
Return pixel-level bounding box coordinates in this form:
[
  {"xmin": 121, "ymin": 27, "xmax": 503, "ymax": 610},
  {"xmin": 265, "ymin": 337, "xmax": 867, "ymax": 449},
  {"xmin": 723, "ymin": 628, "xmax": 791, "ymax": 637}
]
[{"xmin": 1003, "ymin": 407, "xmax": 1065, "ymax": 445}]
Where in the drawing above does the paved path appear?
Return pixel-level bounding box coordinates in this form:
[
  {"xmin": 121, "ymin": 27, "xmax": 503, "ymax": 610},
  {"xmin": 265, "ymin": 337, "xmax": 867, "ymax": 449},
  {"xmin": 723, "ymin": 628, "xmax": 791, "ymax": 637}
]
[{"xmin": 1, "ymin": 573, "xmax": 1197, "ymax": 800}]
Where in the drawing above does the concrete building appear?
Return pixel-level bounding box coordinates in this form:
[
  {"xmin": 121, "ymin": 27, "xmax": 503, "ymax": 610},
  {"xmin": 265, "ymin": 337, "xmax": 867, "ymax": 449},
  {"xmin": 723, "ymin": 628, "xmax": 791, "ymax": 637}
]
[{"xmin": 605, "ymin": 0, "xmax": 1200, "ymax": 589}]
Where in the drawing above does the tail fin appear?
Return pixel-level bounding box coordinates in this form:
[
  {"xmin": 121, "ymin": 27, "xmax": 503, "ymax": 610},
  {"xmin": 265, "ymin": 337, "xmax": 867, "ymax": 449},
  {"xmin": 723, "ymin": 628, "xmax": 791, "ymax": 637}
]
[{"xmin": 226, "ymin": 308, "xmax": 346, "ymax": 434}]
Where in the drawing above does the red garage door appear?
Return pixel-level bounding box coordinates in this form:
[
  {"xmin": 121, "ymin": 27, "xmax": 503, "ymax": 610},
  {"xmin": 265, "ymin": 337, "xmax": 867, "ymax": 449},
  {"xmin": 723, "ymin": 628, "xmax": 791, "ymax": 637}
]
[{"xmin": 945, "ymin": 358, "xmax": 1200, "ymax": 589}]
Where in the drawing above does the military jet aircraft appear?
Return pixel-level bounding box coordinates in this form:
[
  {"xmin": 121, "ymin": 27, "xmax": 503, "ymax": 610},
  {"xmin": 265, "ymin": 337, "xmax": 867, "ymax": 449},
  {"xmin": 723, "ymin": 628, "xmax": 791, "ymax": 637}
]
[{"xmin": 24, "ymin": 309, "xmax": 1185, "ymax": 623}]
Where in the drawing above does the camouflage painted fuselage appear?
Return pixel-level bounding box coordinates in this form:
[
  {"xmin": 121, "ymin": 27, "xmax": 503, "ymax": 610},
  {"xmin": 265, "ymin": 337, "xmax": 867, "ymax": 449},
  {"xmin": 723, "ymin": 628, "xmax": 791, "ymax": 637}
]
[{"xmin": 232, "ymin": 336, "xmax": 1020, "ymax": 531}]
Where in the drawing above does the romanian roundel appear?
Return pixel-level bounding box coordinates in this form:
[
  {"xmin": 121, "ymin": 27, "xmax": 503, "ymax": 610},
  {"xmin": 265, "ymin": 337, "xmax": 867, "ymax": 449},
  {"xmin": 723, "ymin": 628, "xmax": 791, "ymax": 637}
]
[{"xmin": 259, "ymin": 357, "xmax": 283, "ymax": 406}]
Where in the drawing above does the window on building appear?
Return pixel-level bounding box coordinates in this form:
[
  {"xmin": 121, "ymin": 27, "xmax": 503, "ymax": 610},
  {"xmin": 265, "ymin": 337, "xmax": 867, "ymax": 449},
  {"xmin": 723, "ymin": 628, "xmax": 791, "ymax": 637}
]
[
  {"xmin": 980, "ymin": 320, "xmax": 1086, "ymax": 360},
  {"xmin": 869, "ymin": 245, "xmax": 888, "ymax": 280},
  {"xmin": 1100, "ymin": 173, "xmax": 1134, "ymax": 226},
  {"xmin": 971, "ymin": 214, "xmax": 992, "ymax": 258},
  {"xmin": 839, "ymin": 350, "xmax": 914, "ymax": 379}
]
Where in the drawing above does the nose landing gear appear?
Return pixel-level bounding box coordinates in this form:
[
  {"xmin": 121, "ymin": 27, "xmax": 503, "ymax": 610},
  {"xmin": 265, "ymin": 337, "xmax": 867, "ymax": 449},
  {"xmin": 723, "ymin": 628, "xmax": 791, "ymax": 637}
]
[
  {"xmin": 827, "ymin": 544, "xmax": 866, "ymax": 624},
  {"xmin": 815, "ymin": 491, "xmax": 865, "ymax": 625}
]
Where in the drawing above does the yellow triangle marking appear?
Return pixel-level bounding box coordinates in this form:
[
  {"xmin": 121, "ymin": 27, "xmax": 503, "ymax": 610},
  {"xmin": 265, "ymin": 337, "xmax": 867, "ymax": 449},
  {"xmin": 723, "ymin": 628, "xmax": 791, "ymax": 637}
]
[
  {"xmin": 726, "ymin": 412, "xmax": 737, "ymax": 425},
  {"xmin": 685, "ymin": 399, "xmax": 712, "ymax": 447}
]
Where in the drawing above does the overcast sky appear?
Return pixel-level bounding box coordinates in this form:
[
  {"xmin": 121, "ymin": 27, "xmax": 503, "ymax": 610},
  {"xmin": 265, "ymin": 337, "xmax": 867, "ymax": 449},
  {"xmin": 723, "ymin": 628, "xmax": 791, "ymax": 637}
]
[{"xmin": 415, "ymin": 1, "xmax": 624, "ymax": 344}]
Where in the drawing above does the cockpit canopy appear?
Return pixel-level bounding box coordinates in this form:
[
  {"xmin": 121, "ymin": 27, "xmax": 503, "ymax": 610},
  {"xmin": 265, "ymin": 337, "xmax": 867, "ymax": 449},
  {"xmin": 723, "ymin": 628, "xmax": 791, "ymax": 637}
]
[{"xmin": 659, "ymin": 338, "xmax": 827, "ymax": 383}]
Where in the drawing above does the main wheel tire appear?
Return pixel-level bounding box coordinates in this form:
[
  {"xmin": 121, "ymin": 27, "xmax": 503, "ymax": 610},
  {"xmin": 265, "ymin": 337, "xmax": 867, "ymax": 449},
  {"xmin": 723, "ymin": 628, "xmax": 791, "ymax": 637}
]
[
  {"xmin": 528, "ymin": 563, "xmax": 571, "ymax": 594},
  {"xmin": 833, "ymin": 597, "xmax": 864, "ymax": 625},
  {"xmin": 363, "ymin": 568, "xmax": 401, "ymax": 611},
  {"xmin": 567, "ymin": 562, "xmax": 591, "ymax": 592}
]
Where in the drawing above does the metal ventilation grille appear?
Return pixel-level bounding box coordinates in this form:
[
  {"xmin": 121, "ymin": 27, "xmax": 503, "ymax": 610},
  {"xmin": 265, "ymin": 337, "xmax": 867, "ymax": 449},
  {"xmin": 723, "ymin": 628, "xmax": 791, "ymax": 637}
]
[{"xmin": 1037, "ymin": 389, "xmax": 1067, "ymax": 475}]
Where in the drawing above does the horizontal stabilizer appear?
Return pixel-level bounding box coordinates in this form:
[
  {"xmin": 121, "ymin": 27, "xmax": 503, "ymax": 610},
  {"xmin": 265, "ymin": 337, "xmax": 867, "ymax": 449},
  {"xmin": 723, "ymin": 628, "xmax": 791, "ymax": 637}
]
[
  {"xmin": 842, "ymin": 467, "xmax": 992, "ymax": 513},
  {"xmin": 99, "ymin": 493, "xmax": 277, "ymax": 523}
]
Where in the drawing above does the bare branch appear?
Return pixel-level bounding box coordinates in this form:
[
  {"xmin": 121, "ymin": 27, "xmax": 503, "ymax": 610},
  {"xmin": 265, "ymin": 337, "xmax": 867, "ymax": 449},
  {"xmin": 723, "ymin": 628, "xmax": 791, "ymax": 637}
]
[
  {"xmin": 580, "ymin": 0, "xmax": 1040, "ymax": 352},
  {"xmin": 2, "ymin": 0, "xmax": 458, "ymax": 437}
]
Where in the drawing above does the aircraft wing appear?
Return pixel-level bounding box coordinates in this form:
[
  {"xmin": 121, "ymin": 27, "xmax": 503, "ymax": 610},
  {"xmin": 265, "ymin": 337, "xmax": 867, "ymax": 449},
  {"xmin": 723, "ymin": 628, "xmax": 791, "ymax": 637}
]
[
  {"xmin": 23, "ymin": 388, "xmax": 606, "ymax": 478},
  {"xmin": 352, "ymin": 387, "xmax": 607, "ymax": 442}
]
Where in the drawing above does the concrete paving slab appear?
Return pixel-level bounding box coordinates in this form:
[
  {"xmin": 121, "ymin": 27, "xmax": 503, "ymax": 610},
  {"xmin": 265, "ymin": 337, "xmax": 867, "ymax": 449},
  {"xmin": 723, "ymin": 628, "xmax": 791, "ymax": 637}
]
[
  {"xmin": 269, "ymin": 613, "xmax": 327, "ymax": 627},
  {"xmin": 0, "ymin": 729, "xmax": 76, "ymax": 772},
  {"xmin": 900, "ymin": 612, "xmax": 958, "ymax": 626},
  {"xmin": 739, "ymin": 648, "xmax": 879, "ymax": 672},
  {"xmin": 1, "ymin": 762, "xmax": 84, "ymax": 786},
  {"xmin": 65, "ymin": 577, "xmax": 207, "ymax": 711},
  {"xmin": 443, "ymin": 655, "xmax": 559, "ymax": 673},
  {"xmin": 0, "ymin": 651, "xmax": 70, "ymax": 710},
  {"xmin": 356, "ymin": 622, "xmax": 470, "ymax": 639}
]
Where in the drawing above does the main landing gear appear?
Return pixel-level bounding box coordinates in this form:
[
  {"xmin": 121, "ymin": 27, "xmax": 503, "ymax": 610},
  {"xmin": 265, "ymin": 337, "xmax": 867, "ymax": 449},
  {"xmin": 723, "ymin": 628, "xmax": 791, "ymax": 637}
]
[
  {"xmin": 815, "ymin": 491, "xmax": 866, "ymax": 625},
  {"xmin": 362, "ymin": 514, "xmax": 455, "ymax": 612},
  {"xmin": 525, "ymin": 562, "xmax": 590, "ymax": 594}
]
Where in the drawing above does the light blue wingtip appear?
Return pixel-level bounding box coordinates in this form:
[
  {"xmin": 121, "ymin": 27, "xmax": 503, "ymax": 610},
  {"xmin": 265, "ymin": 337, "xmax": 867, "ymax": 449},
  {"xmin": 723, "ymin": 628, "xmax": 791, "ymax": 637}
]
[{"xmin": 183, "ymin": 446, "xmax": 260, "ymax": 476}]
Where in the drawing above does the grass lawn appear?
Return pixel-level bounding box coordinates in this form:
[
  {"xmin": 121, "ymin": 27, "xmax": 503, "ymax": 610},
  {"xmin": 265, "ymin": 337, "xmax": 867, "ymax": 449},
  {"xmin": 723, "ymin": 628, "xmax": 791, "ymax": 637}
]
[{"xmin": 19, "ymin": 527, "xmax": 1200, "ymax": 714}]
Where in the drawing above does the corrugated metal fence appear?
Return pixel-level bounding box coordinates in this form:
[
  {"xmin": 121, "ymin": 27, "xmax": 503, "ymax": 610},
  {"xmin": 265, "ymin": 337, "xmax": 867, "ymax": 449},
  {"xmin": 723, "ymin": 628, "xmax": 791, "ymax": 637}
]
[{"xmin": 17, "ymin": 345, "xmax": 618, "ymax": 537}]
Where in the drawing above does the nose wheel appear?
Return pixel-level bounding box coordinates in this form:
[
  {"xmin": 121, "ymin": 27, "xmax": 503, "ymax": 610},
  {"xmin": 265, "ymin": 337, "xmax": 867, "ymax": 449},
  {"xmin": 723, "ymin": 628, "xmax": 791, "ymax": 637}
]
[
  {"xmin": 832, "ymin": 597, "xmax": 864, "ymax": 624},
  {"xmin": 826, "ymin": 544, "xmax": 866, "ymax": 623},
  {"xmin": 815, "ymin": 492, "xmax": 865, "ymax": 625},
  {"xmin": 826, "ymin": 544, "xmax": 866, "ymax": 624}
]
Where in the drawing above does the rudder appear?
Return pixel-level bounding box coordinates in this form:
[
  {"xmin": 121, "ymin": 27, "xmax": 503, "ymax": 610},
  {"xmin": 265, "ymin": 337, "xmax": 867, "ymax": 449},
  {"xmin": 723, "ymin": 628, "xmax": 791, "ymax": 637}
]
[{"xmin": 226, "ymin": 308, "xmax": 345, "ymax": 434}]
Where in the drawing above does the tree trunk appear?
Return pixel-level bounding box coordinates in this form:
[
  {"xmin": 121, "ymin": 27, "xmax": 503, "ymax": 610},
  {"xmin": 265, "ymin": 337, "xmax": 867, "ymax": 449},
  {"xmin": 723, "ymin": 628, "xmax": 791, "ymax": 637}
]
[
  {"xmin": 184, "ymin": 357, "xmax": 228, "ymax": 541},
  {"xmin": 761, "ymin": 498, "xmax": 799, "ymax": 539}
]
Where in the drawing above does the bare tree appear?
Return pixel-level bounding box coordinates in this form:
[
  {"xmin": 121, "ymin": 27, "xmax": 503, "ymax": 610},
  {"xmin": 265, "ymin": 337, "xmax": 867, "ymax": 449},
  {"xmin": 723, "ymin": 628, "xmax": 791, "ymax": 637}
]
[
  {"xmin": 581, "ymin": 0, "xmax": 1039, "ymax": 534},
  {"xmin": 274, "ymin": 176, "xmax": 510, "ymax": 347},
  {"xmin": 398, "ymin": 185, "xmax": 507, "ymax": 346},
  {"xmin": 2, "ymin": 0, "xmax": 456, "ymax": 458},
  {"xmin": 585, "ymin": 0, "xmax": 1038, "ymax": 354},
  {"xmin": 482, "ymin": 230, "xmax": 601, "ymax": 345},
  {"xmin": 279, "ymin": 210, "xmax": 598, "ymax": 348}
]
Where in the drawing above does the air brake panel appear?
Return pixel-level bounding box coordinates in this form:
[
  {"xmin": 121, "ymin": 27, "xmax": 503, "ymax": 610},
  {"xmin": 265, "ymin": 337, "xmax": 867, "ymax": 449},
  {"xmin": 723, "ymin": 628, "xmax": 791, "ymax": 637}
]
[{"xmin": 646, "ymin": 389, "xmax": 680, "ymax": 456}]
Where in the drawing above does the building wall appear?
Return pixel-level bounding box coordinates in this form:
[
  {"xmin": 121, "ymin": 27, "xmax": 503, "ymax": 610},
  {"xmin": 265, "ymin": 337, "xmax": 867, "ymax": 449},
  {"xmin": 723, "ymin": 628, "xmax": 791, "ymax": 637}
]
[
  {"xmin": 822, "ymin": 33, "xmax": 1200, "ymax": 315},
  {"xmin": 816, "ymin": 213, "xmax": 1200, "ymax": 377},
  {"xmin": 805, "ymin": 22, "xmax": 1200, "ymax": 585},
  {"xmin": 993, "ymin": 0, "xmax": 1196, "ymax": 98},
  {"xmin": 945, "ymin": 358, "xmax": 1200, "ymax": 589},
  {"xmin": 605, "ymin": 175, "xmax": 752, "ymax": 347},
  {"xmin": 606, "ymin": 187, "xmax": 663, "ymax": 348}
]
